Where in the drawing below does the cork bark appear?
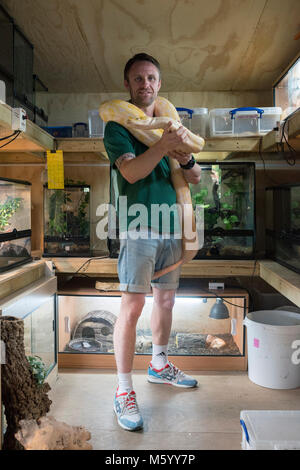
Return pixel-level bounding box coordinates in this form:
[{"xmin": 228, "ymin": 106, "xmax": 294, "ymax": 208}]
[{"xmin": 0, "ymin": 316, "xmax": 52, "ymax": 450}]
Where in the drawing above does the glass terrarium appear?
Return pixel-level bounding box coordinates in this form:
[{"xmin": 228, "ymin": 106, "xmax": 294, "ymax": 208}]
[
  {"xmin": 266, "ymin": 183, "xmax": 300, "ymax": 273},
  {"xmin": 43, "ymin": 183, "xmax": 91, "ymax": 257},
  {"xmin": 107, "ymin": 162, "xmax": 255, "ymax": 260},
  {"xmin": 0, "ymin": 177, "xmax": 32, "ymax": 272},
  {"xmin": 58, "ymin": 289, "xmax": 246, "ymax": 359},
  {"xmin": 0, "ymin": 274, "xmax": 57, "ymax": 444},
  {"xmin": 273, "ymin": 55, "xmax": 300, "ymax": 119},
  {"xmin": 191, "ymin": 162, "xmax": 255, "ymax": 259}
]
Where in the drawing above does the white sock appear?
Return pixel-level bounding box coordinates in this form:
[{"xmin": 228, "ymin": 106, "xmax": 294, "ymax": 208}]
[
  {"xmin": 117, "ymin": 372, "xmax": 133, "ymax": 394},
  {"xmin": 151, "ymin": 344, "xmax": 168, "ymax": 370}
]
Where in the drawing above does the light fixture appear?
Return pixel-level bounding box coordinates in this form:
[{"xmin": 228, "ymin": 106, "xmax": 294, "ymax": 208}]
[{"xmin": 209, "ymin": 298, "xmax": 229, "ymax": 319}]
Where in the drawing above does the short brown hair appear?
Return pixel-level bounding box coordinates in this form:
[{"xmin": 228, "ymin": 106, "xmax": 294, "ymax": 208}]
[{"xmin": 124, "ymin": 53, "xmax": 161, "ymax": 81}]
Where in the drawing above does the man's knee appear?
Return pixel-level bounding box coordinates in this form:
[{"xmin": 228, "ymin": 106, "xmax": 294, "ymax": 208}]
[
  {"xmin": 153, "ymin": 289, "xmax": 176, "ymax": 312},
  {"xmin": 120, "ymin": 293, "xmax": 145, "ymax": 325}
]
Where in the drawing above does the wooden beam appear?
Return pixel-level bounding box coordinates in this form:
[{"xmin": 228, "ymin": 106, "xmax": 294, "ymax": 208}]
[
  {"xmin": 0, "ymin": 260, "xmax": 47, "ymax": 301},
  {"xmin": 203, "ymin": 137, "xmax": 261, "ymax": 153},
  {"xmin": 261, "ymin": 109, "xmax": 300, "ymax": 153},
  {"xmin": 51, "ymin": 257, "xmax": 259, "ymax": 277},
  {"xmin": 0, "ymin": 102, "xmax": 54, "ymax": 153},
  {"xmin": 58, "ymin": 352, "xmax": 247, "ymax": 371},
  {"xmin": 259, "ymin": 260, "xmax": 300, "ymax": 307},
  {"xmin": 56, "ymin": 137, "xmax": 106, "ymax": 153}
]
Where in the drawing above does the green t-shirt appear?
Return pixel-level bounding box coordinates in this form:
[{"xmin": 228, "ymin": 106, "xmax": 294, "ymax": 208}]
[{"xmin": 103, "ymin": 121, "xmax": 180, "ymax": 234}]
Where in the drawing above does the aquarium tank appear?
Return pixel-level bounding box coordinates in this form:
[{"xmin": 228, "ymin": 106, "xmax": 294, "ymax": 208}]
[
  {"xmin": 58, "ymin": 290, "xmax": 246, "ymax": 358},
  {"xmin": 191, "ymin": 162, "xmax": 256, "ymax": 259},
  {"xmin": 266, "ymin": 183, "xmax": 300, "ymax": 273},
  {"xmin": 107, "ymin": 162, "xmax": 255, "ymax": 260},
  {"xmin": 43, "ymin": 180, "xmax": 91, "ymax": 256},
  {"xmin": 0, "ymin": 177, "xmax": 32, "ymax": 272}
]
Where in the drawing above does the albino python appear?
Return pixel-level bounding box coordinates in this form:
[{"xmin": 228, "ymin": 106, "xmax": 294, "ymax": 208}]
[{"xmin": 99, "ymin": 96, "xmax": 205, "ymax": 280}]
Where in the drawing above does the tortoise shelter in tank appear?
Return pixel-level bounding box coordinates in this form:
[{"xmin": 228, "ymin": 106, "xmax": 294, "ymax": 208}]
[{"xmin": 57, "ymin": 286, "xmax": 248, "ymax": 370}]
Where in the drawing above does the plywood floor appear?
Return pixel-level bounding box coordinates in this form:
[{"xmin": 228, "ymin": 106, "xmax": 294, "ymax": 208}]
[{"xmin": 48, "ymin": 369, "xmax": 300, "ymax": 451}]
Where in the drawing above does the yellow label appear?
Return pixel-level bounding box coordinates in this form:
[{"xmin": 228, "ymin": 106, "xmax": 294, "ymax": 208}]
[{"xmin": 47, "ymin": 150, "xmax": 64, "ymax": 189}]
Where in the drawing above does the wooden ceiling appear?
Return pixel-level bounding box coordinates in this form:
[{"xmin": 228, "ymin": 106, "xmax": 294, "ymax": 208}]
[{"xmin": 2, "ymin": 0, "xmax": 300, "ymax": 93}]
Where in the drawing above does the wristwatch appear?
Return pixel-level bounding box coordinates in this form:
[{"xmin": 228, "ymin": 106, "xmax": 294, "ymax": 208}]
[{"xmin": 180, "ymin": 155, "xmax": 196, "ymax": 170}]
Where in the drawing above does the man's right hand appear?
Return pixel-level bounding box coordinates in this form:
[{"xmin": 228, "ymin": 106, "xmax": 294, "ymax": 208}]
[{"xmin": 158, "ymin": 121, "xmax": 188, "ymax": 154}]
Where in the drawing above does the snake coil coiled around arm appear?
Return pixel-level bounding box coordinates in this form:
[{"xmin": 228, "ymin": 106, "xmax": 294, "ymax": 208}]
[{"xmin": 99, "ymin": 96, "xmax": 205, "ymax": 279}]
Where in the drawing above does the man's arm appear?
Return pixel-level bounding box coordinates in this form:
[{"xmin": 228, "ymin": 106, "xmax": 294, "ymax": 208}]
[
  {"xmin": 119, "ymin": 123, "xmax": 189, "ymax": 184},
  {"xmin": 167, "ymin": 150, "xmax": 201, "ymax": 185}
]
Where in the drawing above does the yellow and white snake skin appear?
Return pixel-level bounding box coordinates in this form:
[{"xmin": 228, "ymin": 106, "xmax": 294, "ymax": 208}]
[{"xmin": 99, "ymin": 96, "xmax": 204, "ymax": 279}]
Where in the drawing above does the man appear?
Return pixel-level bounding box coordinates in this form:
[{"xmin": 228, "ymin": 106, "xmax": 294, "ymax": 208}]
[{"xmin": 103, "ymin": 53, "xmax": 202, "ymax": 432}]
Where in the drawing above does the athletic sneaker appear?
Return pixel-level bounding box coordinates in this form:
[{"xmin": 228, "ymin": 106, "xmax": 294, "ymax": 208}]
[
  {"xmin": 113, "ymin": 389, "xmax": 143, "ymax": 431},
  {"xmin": 148, "ymin": 361, "xmax": 198, "ymax": 388}
]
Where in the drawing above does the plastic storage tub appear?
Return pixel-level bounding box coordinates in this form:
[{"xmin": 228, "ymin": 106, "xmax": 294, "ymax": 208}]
[
  {"xmin": 209, "ymin": 107, "xmax": 282, "ymax": 137},
  {"xmin": 191, "ymin": 108, "xmax": 208, "ymax": 137},
  {"xmin": 240, "ymin": 410, "xmax": 300, "ymax": 450},
  {"xmin": 88, "ymin": 109, "xmax": 105, "ymax": 138},
  {"xmin": 243, "ymin": 310, "xmax": 300, "ymax": 389},
  {"xmin": 176, "ymin": 107, "xmax": 208, "ymax": 137},
  {"xmin": 176, "ymin": 107, "xmax": 193, "ymax": 130}
]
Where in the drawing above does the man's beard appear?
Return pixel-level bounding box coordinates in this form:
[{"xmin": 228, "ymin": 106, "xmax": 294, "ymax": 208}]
[{"xmin": 129, "ymin": 87, "xmax": 156, "ymax": 108}]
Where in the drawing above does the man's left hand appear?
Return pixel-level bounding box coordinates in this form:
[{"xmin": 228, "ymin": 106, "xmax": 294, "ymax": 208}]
[{"xmin": 167, "ymin": 150, "xmax": 192, "ymax": 165}]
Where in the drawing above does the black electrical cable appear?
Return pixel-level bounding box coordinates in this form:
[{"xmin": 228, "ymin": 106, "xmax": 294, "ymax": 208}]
[
  {"xmin": 0, "ymin": 130, "xmax": 19, "ymax": 141},
  {"xmin": 258, "ymin": 138, "xmax": 281, "ymax": 186},
  {"xmin": 57, "ymin": 255, "xmax": 110, "ymax": 280},
  {"xmin": 0, "ymin": 130, "xmax": 21, "ymax": 149},
  {"xmin": 280, "ymin": 118, "xmax": 296, "ymax": 166}
]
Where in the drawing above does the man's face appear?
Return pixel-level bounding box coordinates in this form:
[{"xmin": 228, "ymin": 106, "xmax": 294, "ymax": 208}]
[{"xmin": 124, "ymin": 61, "xmax": 161, "ymax": 108}]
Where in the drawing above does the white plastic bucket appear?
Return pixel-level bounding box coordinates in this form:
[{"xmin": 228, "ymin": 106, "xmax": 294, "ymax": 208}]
[{"xmin": 243, "ymin": 310, "xmax": 300, "ymax": 389}]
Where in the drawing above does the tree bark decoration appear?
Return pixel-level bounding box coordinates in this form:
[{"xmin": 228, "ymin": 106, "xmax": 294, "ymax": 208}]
[{"xmin": 0, "ymin": 316, "xmax": 52, "ymax": 450}]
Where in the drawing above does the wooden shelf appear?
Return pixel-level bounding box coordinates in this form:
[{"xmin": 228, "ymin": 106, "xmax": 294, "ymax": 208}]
[
  {"xmin": 51, "ymin": 256, "xmax": 259, "ymax": 277},
  {"xmin": 51, "ymin": 257, "xmax": 300, "ymax": 308},
  {"xmin": 0, "ymin": 259, "xmax": 49, "ymax": 301},
  {"xmin": 1, "ymin": 101, "xmax": 299, "ymax": 159},
  {"xmin": 0, "ymin": 102, "xmax": 54, "ymax": 154},
  {"xmin": 261, "ymin": 108, "xmax": 300, "ymax": 152},
  {"xmin": 259, "ymin": 260, "xmax": 300, "ymax": 307}
]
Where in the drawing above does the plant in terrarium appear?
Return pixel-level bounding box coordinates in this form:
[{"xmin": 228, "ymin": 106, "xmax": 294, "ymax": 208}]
[
  {"xmin": 27, "ymin": 355, "xmax": 48, "ymax": 386},
  {"xmin": 47, "ymin": 179, "xmax": 89, "ymax": 238},
  {"xmin": 0, "ymin": 197, "xmax": 23, "ymax": 232}
]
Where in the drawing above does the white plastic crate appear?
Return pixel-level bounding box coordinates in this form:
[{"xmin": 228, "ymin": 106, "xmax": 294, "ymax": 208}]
[
  {"xmin": 177, "ymin": 107, "xmax": 208, "ymax": 137},
  {"xmin": 176, "ymin": 107, "xmax": 193, "ymax": 130},
  {"xmin": 240, "ymin": 410, "xmax": 300, "ymax": 450},
  {"xmin": 88, "ymin": 109, "xmax": 106, "ymax": 138},
  {"xmin": 209, "ymin": 107, "xmax": 282, "ymax": 137},
  {"xmin": 191, "ymin": 108, "xmax": 208, "ymax": 137}
]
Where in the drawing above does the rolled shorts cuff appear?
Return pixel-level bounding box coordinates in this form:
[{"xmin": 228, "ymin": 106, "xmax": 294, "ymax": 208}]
[
  {"xmin": 118, "ymin": 282, "xmax": 152, "ymax": 294},
  {"xmin": 150, "ymin": 281, "xmax": 179, "ymax": 290}
]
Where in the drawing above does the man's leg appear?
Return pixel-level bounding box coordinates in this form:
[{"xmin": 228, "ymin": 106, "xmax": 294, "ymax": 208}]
[
  {"xmin": 151, "ymin": 287, "xmax": 175, "ymax": 346},
  {"xmin": 113, "ymin": 292, "xmax": 145, "ymax": 432},
  {"xmin": 114, "ymin": 292, "xmax": 145, "ymax": 374},
  {"xmin": 148, "ymin": 287, "xmax": 198, "ymax": 388}
]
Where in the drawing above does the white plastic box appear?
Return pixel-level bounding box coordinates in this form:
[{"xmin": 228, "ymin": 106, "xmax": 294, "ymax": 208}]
[
  {"xmin": 177, "ymin": 107, "xmax": 193, "ymax": 130},
  {"xmin": 209, "ymin": 107, "xmax": 282, "ymax": 137},
  {"xmin": 88, "ymin": 109, "xmax": 106, "ymax": 138},
  {"xmin": 240, "ymin": 410, "xmax": 300, "ymax": 450},
  {"xmin": 177, "ymin": 107, "xmax": 208, "ymax": 137},
  {"xmin": 191, "ymin": 108, "xmax": 208, "ymax": 137}
]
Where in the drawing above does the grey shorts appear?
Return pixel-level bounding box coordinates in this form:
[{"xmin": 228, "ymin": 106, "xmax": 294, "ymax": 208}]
[{"xmin": 118, "ymin": 231, "xmax": 182, "ymax": 293}]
